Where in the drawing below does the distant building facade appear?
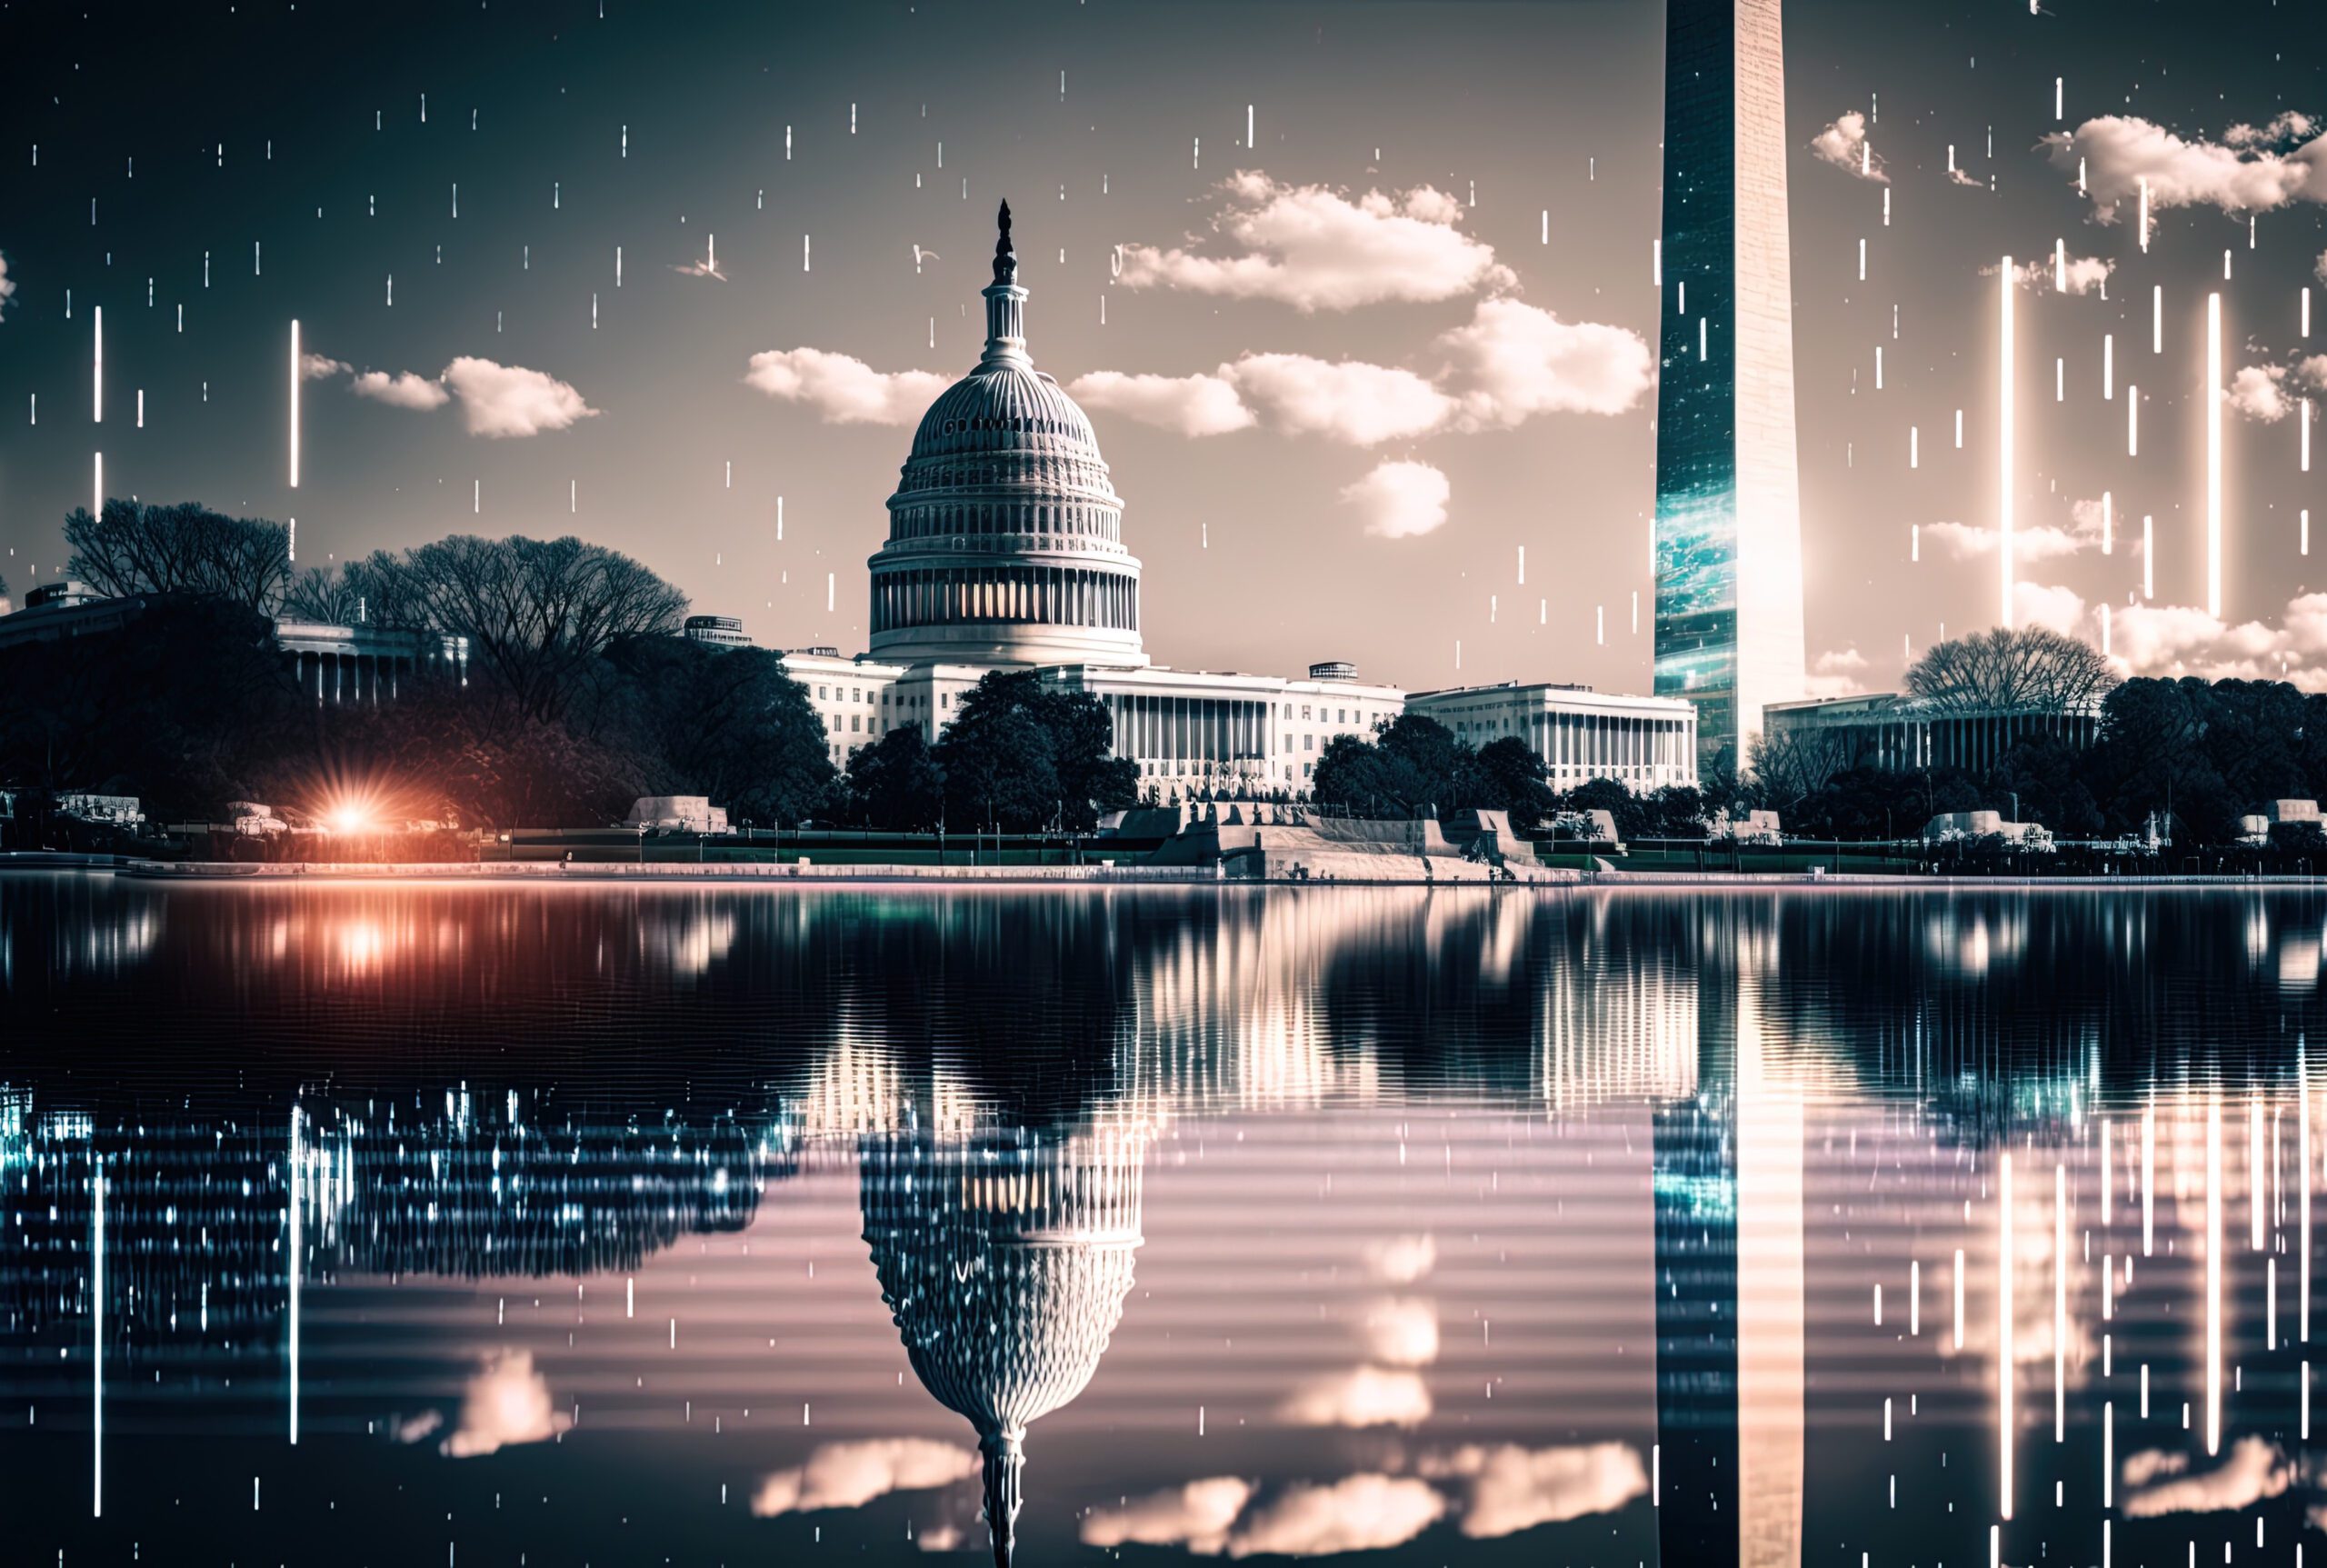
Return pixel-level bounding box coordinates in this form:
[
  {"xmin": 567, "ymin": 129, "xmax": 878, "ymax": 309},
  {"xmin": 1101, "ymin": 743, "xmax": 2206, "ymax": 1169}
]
[
  {"xmin": 683, "ymin": 614, "xmax": 752, "ymax": 651},
  {"xmin": 275, "ymin": 619, "xmax": 468, "ymax": 704},
  {"xmin": 1764, "ymin": 692, "xmax": 2102, "ymax": 775},
  {"xmin": 1407, "ymin": 682, "xmax": 1700, "ymax": 794}
]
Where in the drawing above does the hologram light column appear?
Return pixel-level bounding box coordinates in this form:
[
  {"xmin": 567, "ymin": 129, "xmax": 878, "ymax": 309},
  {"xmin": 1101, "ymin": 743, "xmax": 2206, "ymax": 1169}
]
[{"xmin": 1653, "ymin": 0, "xmax": 1809, "ymax": 782}]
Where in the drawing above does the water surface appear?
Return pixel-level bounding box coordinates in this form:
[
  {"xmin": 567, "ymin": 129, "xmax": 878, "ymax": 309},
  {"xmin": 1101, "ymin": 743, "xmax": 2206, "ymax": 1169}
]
[{"xmin": 3, "ymin": 874, "xmax": 2321, "ymax": 1566}]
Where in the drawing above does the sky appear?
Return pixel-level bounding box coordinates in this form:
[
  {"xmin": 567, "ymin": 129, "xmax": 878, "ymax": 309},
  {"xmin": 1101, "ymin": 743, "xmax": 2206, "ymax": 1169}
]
[{"xmin": 1, "ymin": 0, "xmax": 2324, "ymax": 699}]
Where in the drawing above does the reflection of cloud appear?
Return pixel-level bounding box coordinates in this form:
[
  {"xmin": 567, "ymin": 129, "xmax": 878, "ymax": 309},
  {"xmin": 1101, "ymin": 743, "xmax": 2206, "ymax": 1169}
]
[
  {"xmin": 1363, "ymin": 1233, "xmax": 1436, "ymax": 1283},
  {"xmin": 1277, "ymin": 1365, "xmax": 1433, "ymax": 1428},
  {"xmin": 438, "ymin": 1350, "xmax": 572, "ymax": 1457},
  {"xmin": 1117, "ymin": 169, "xmax": 1513, "ymax": 311},
  {"xmin": 1358, "ymin": 1298, "xmax": 1440, "ymax": 1366},
  {"xmin": 1415, "ymin": 1443, "xmax": 1649, "ymax": 1537},
  {"xmin": 2122, "ymin": 1438, "xmax": 2291, "ymax": 1517},
  {"xmin": 394, "ymin": 1409, "xmax": 444, "ymax": 1444},
  {"xmin": 916, "ymin": 1523, "xmax": 964, "ymax": 1553},
  {"xmin": 1223, "ymin": 1475, "xmax": 1445, "ymax": 1557},
  {"xmin": 1081, "ymin": 1477, "xmax": 1254, "ymax": 1552},
  {"xmin": 751, "ymin": 1439, "xmax": 980, "ymax": 1516}
]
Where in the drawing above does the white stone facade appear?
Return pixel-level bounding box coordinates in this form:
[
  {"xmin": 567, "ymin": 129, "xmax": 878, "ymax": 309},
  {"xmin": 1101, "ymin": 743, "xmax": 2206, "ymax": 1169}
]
[{"xmin": 1406, "ymin": 683, "xmax": 1700, "ymax": 794}]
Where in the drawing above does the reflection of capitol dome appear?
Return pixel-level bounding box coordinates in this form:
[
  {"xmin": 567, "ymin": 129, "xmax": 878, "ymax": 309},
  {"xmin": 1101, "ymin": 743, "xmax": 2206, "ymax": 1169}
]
[
  {"xmin": 865, "ymin": 202, "xmax": 1146, "ymax": 669},
  {"xmin": 861, "ymin": 1121, "xmax": 1148, "ymax": 1568}
]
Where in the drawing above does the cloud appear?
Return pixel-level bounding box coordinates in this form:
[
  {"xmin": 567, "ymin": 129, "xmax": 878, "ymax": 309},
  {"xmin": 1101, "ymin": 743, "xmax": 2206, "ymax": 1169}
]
[
  {"xmin": 1363, "ymin": 1233, "xmax": 1436, "ymax": 1283},
  {"xmin": 350, "ymin": 369, "xmax": 452, "ymax": 411},
  {"xmin": 2230, "ymin": 365, "xmax": 2293, "ymax": 422},
  {"xmin": 1437, "ymin": 298, "xmax": 1655, "ymax": 424},
  {"xmin": 1221, "ymin": 1475, "xmax": 1445, "ymax": 1557},
  {"xmin": 2122, "ymin": 1438, "xmax": 2291, "ymax": 1517},
  {"xmin": 751, "ymin": 1439, "xmax": 980, "ymax": 1517},
  {"xmin": 1067, "ymin": 371, "xmax": 1257, "ymax": 437},
  {"xmin": 1340, "ymin": 460, "xmax": 1452, "ymax": 541},
  {"xmin": 1985, "ymin": 254, "xmax": 2113, "ymax": 295},
  {"xmin": 1359, "ymin": 1298, "xmax": 1441, "ymax": 1366},
  {"xmin": 2300, "ymin": 355, "xmax": 2327, "ymax": 392},
  {"xmin": 1233, "ymin": 354, "xmax": 1455, "ymax": 444},
  {"xmin": 437, "ymin": 1351, "xmax": 572, "ymax": 1458},
  {"xmin": 1947, "ymin": 167, "xmax": 1984, "ymax": 189},
  {"xmin": 2014, "ymin": 581, "xmax": 2088, "ymax": 636},
  {"xmin": 2318, "ymin": 249, "xmax": 2327, "ymax": 285},
  {"xmin": 300, "ymin": 352, "xmax": 351, "ymax": 381},
  {"xmin": 1810, "ymin": 112, "xmax": 1888, "ymax": 183},
  {"xmin": 670, "ymin": 256, "xmax": 728, "ymax": 282},
  {"xmin": 2110, "ymin": 597, "xmax": 2299, "ymax": 683},
  {"xmin": 2225, "ymin": 112, "xmax": 2321, "ymax": 151},
  {"xmin": 1415, "ymin": 1443, "xmax": 1650, "ymax": 1538},
  {"xmin": 393, "ymin": 1409, "xmax": 444, "ymax": 1444},
  {"xmin": 744, "ymin": 347, "xmax": 951, "ymax": 426},
  {"xmin": 1080, "ymin": 1478, "xmax": 1254, "ymax": 1553},
  {"xmin": 2042, "ymin": 115, "xmax": 2327, "ymax": 223},
  {"xmin": 0, "ymin": 251, "xmax": 15, "ymax": 318},
  {"xmin": 441, "ymin": 356, "xmax": 598, "ymax": 437},
  {"xmin": 1805, "ymin": 647, "xmax": 1870, "ymax": 700},
  {"xmin": 1277, "ymin": 1365, "xmax": 1433, "ymax": 1427},
  {"xmin": 1116, "ymin": 169, "xmax": 1514, "ymax": 311},
  {"xmin": 1923, "ymin": 521, "xmax": 2092, "ymax": 563}
]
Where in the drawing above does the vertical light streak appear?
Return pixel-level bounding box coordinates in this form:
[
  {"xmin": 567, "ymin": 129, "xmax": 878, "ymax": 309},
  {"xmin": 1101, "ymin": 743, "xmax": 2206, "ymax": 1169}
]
[
  {"xmin": 2139, "ymin": 178, "xmax": 2151, "ymax": 251},
  {"xmin": 2254, "ymin": 1100, "xmax": 2267, "ymax": 1250},
  {"xmin": 2000, "ymin": 257, "xmax": 2016, "ymax": 628},
  {"xmin": 2103, "ymin": 1401, "xmax": 2114, "ymax": 1506},
  {"xmin": 94, "ymin": 451, "xmax": 103, "ymax": 520},
  {"xmin": 1955, "ymin": 1246, "xmax": 1966, "ymax": 1349},
  {"xmin": 2104, "ymin": 334, "xmax": 2114, "ymax": 400},
  {"xmin": 93, "ymin": 305, "xmax": 103, "ymax": 422},
  {"xmin": 2102, "ymin": 493, "xmax": 2113, "ymax": 556},
  {"xmin": 2207, "ymin": 294, "xmax": 2223, "ymax": 619},
  {"xmin": 2102, "ymin": 1122, "xmax": 2113, "ymax": 1222},
  {"xmin": 2153, "ymin": 285, "xmax": 2162, "ymax": 354},
  {"xmin": 92, "ymin": 1165, "xmax": 105, "ymax": 1518},
  {"xmin": 289, "ymin": 320, "xmax": 301, "ymax": 489},
  {"xmin": 2000, "ymin": 1152, "xmax": 2015, "ymax": 1520},
  {"xmin": 2142, "ymin": 1106, "xmax": 2155, "ymax": 1255},
  {"xmin": 1912, "ymin": 1261, "xmax": 1922, "ymax": 1335},
  {"xmin": 2055, "ymin": 1163, "xmax": 2067, "ymax": 1442},
  {"xmin": 288, "ymin": 1104, "xmax": 301, "ymax": 1444},
  {"xmin": 2207, "ymin": 1099, "xmax": 2222, "ymax": 1457},
  {"xmin": 2128, "ymin": 385, "xmax": 2140, "ymax": 457},
  {"xmin": 2305, "ymin": 1078, "xmax": 2314, "ymax": 1342}
]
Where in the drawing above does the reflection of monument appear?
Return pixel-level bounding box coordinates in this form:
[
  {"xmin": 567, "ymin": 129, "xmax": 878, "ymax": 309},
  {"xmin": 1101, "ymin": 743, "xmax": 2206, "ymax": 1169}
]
[
  {"xmin": 861, "ymin": 1120, "xmax": 1149, "ymax": 1568},
  {"xmin": 1650, "ymin": 910, "xmax": 1803, "ymax": 1568}
]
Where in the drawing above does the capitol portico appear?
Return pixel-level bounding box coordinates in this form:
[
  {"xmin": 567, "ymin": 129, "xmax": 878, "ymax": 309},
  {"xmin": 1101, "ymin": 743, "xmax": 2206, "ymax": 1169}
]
[{"xmin": 779, "ymin": 205, "xmax": 1693, "ymax": 801}]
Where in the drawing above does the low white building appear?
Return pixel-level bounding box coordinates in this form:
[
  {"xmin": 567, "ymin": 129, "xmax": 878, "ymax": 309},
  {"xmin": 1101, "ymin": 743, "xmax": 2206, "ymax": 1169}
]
[{"xmin": 1405, "ymin": 682, "xmax": 1700, "ymax": 794}]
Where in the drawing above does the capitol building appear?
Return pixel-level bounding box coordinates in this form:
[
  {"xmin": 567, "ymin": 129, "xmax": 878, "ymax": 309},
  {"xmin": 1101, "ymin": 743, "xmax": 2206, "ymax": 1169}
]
[{"xmin": 776, "ymin": 205, "xmax": 1697, "ymax": 800}]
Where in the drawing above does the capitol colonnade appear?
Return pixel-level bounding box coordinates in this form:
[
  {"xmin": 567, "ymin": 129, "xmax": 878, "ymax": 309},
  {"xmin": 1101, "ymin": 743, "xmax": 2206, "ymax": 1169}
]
[{"xmin": 870, "ymin": 564, "xmax": 1138, "ymax": 636}]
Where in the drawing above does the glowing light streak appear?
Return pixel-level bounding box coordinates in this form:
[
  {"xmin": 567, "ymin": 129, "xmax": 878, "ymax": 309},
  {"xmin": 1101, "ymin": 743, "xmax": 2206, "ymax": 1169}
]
[
  {"xmin": 2000, "ymin": 1152, "xmax": 2015, "ymax": 1519},
  {"xmin": 2207, "ymin": 1099, "xmax": 2222, "ymax": 1457},
  {"xmin": 1999, "ymin": 257, "xmax": 2016, "ymax": 627},
  {"xmin": 2207, "ymin": 294, "xmax": 2223, "ymax": 619},
  {"xmin": 2055, "ymin": 1163, "xmax": 2067, "ymax": 1442},
  {"xmin": 289, "ymin": 320, "xmax": 301, "ymax": 488}
]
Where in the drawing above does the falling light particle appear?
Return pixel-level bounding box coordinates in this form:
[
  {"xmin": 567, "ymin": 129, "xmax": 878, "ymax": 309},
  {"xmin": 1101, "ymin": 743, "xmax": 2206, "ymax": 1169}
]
[
  {"xmin": 2207, "ymin": 294, "xmax": 2223, "ymax": 618},
  {"xmin": 1999, "ymin": 255, "xmax": 2016, "ymax": 628}
]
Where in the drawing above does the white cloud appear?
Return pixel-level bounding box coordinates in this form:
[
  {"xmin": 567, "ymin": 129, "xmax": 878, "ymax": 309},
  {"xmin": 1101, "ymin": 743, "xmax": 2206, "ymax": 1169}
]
[
  {"xmin": 744, "ymin": 347, "xmax": 950, "ymax": 426},
  {"xmin": 300, "ymin": 352, "xmax": 351, "ymax": 381},
  {"xmin": 393, "ymin": 1409, "xmax": 444, "ymax": 1444},
  {"xmin": 350, "ymin": 369, "xmax": 452, "ymax": 411},
  {"xmin": 2318, "ymin": 249, "xmax": 2327, "ymax": 285},
  {"xmin": 0, "ymin": 251, "xmax": 15, "ymax": 318},
  {"xmin": 1437, "ymin": 298, "xmax": 1655, "ymax": 424},
  {"xmin": 1810, "ymin": 112, "xmax": 1888, "ymax": 183},
  {"xmin": 1947, "ymin": 167, "xmax": 1984, "ymax": 189},
  {"xmin": 1923, "ymin": 521, "xmax": 2090, "ymax": 563},
  {"xmin": 1804, "ymin": 647, "xmax": 1870, "ymax": 700},
  {"xmin": 1080, "ymin": 1478, "xmax": 1254, "ymax": 1552},
  {"xmin": 1066, "ymin": 371, "xmax": 1256, "ymax": 437},
  {"xmin": 2296, "ymin": 354, "xmax": 2327, "ymax": 392},
  {"xmin": 1359, "ymin": 1298, "xmax": 1441, "ymax": 1366},
  {"xmin": 751, "ymin": 1439, "xmax": 980, "ymax": 1517},
  {"xmin": 2225, "ymin": 112, "xmax": 2321, "ymax": 150},
  {"xmin": 442, "ymin": 356, "xmax": 598, "ymax": 437},
  {"xmin": 2122, "ymin": 1438, "xmax": 2291, "ymax": 1517},
  {"xmin": 2042, "ymin": 115, "xmax": 2327, "ymax": 223},
  {"xmin": 437, "ymin": 1351, "xmax": 572, "ymax": 1458},
  {"xmin": 1340, "ymin": 460, "xmax": 1452, "ymax": 541},
  {"xmin": 1277, "ymin": 1364, "xmax": 1433, "ymax": 1427},
  {"xmin": 2110, "ymin": 597, "xmax": 2299, "ymax": 682},
  {"xmin": 1986, "ymin": 254, "xmax": 2113, "ymax": 295},
  {"xmin": 1364, "ymin": 1233, "xmax": 1436, "ymax": 1283},
  {"xmin": 1221, "ymin": 1475, "xmax": 1445, "ymax": 1558},
  {"xmin": 1231, "ymin": 354, "xmax": 1454, "ymax": 444},
  {"xmin": 1116, "ymin": 169, "xmax": 1514, "ymax": 312},
  {"xmin": 1415, "ymin": 1443, "xmax": 1650, "ymax": 1538},
  {"xmin": 2230, "ymin": 364, "xmax": 2293, "ymax": 422},
  {"xmin": 915, "ymin": 1524, "xmax": 964, "ymax": 1553},
  {"xmin": 2014, "ymin": 581, "xmax": 2089, "ymax": 636}
]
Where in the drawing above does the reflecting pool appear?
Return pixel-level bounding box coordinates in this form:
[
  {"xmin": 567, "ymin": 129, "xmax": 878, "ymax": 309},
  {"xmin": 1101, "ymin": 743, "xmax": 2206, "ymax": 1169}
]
[{"xmin": 3, "ymin": 874, "xmax": 2323, "ymax": 1566}]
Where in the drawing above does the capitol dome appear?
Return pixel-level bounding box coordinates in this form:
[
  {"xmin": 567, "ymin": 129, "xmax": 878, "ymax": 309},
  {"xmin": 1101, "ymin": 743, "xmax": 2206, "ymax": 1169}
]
[{"xmin": 867, "ymin": 204, "xmax": 1147, "ymax": 668}]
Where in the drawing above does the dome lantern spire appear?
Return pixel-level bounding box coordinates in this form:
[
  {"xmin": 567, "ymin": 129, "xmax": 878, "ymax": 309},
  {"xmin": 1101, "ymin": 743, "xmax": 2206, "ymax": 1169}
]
[{"xmin": 980, "ymin": 199, "xmax": 1030, "ymax": 368}]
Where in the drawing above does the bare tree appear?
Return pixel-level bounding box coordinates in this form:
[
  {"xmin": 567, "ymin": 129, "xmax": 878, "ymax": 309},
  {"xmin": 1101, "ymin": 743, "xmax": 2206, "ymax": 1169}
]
[
  {"xmin": 1746, "ymin": 724, "xmax": 1855, "ymax": 814},
  {"xmin": 361, "ymin": 534, "xmax": 689, "ymax": 720},
  {"xmin": 278, "ymin": 558, "xmax": 406, "ymax": 625},
  {"xmin": 1903, "ymin": 625, "xmax": 2117, "ymax": 714},
  {"xmin": 64, "ymin": 500, "xmax": 292, "ymax": 611}
]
